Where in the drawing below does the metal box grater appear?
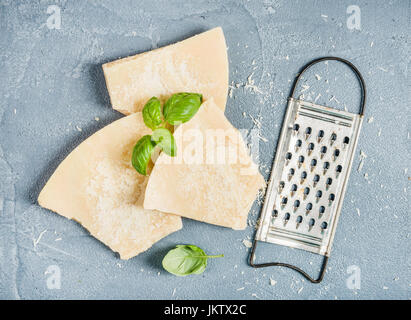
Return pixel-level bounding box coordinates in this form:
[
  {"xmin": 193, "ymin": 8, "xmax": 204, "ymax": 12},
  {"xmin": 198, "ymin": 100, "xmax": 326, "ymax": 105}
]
[{"xmin": 250, "ymin": 57, "xmax": 366, "ymax": 283}]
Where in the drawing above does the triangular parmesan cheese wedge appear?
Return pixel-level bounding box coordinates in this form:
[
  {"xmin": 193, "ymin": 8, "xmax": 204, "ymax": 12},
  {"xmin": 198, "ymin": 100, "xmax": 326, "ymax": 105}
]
[
  {"xmin": 102, "ymin": 27, "xmax": 228, "ymax": 114},
  {"xmin": 143, "ymin": 99, "xmax": 265, "ymax": 230},
  {"xmin": 38, "ymin": 114, "xmax": 182, "ymax": 259}
]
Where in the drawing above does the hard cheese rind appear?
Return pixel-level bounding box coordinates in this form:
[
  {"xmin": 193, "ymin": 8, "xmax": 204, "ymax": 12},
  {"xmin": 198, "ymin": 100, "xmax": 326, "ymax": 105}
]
[
  {"xmin": 38, "ymin": 114, "xmax": 182, "ymax": 259},
  {"xmin": 102, "ymin": 27, "xmax": 228, "ymax": 114},
  {"xmin": 144, "ymin": 99, "xmax": 265, "ymax": 230}
]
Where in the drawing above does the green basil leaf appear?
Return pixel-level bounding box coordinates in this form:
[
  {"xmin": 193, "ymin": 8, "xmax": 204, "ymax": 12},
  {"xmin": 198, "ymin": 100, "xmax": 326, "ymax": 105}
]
[
  {"xmin": 142, "ymin": 97, "xmax": 162, "ymax": 130},
  {"xmin": 163, "ymin": 93, "xmax": 203, "ymax": 125},
  {"xmin": 131, "ymin": 135, "xmax": 156, "ymax": 175},
  {"xmin": 152, "ymin": 128, "xmax": 176, "ymax": 157},
  {"xmin": 162, "ymin": 244, "xmax": 223, "ymax": 277}
]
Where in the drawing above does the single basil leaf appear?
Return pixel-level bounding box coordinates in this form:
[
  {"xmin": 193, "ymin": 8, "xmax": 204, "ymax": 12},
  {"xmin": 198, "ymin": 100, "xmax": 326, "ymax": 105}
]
[
  {"xmin": 131, "ymin": 135, "xmax": 156, "ymax": 175},
  {"xmin": 162, "ymin": 244, "xmax": 223, "ymax": 277},
  {"xmin": 163, "ymin": 93, "xmax": 203, "ymax": 125},
  {"xmin": 152, "ymin": 128, "xmax": 176, "ymax": 157},
  {"xmin": 177, "ymin": 245, "xmax": 207, "ymax": 275},
  {"xmin": 142, "ymin": 97, "xmax": 162, "ymax": 130}
]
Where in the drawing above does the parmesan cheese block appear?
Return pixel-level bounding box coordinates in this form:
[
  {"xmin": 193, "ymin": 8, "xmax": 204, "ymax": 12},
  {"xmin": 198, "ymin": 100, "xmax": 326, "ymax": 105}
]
[
  {"xmin": 143, "ymin": 99, "xmax": 265, "ymax": 230},
  {"xmin": 38, "ymin": 114, "xmax": 182, "ymax": 259},
  {"xmin": 102, "ymin": 27, "xmax": 228, "ymax": 114}
]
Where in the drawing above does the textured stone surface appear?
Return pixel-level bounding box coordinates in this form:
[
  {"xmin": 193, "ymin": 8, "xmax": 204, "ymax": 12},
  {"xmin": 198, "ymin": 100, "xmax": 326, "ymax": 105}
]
[{"xmin": 0, "ymin": 0, "xmax": 408, "ymax": 299}]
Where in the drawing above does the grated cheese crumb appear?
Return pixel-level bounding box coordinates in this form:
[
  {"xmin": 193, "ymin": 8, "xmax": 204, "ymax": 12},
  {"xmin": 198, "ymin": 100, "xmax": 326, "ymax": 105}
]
[
  {"xmin": 242, "ymin": 239, "xmax": 252, "ymax": 248},
  {"xmin": 33, "ymin": 229, "xmax": 47, "ymax": 248},
  {"xmin": 301, "ymin": 84, "xmax": 310, "ymax": 92}
]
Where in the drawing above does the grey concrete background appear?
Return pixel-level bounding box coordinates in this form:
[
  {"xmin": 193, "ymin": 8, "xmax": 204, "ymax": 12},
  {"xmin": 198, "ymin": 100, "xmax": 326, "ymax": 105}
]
[{"xmin": 0, "ymin": 0, "xmax": 409, "ymax": 299}]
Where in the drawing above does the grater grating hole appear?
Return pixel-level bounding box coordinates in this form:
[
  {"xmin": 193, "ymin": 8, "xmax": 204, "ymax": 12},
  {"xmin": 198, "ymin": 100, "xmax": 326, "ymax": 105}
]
[
  {"xmin": 281, "ymin": 197, "xmax": 288, "ymax": 209},
  {"xmin": 308, "ymin": 218, "xmax": 315, "ymax": 231},
  {"xmin": 293, "ymin": 123, "xmax": 300, "ymax": 133},
  {"xmin": 283, "ymin": 212, "xmax": 291, "ymax": 225},
  {"xmin": 333, "ymin": 149, "xmax": 340, "ymax": 161},
  {"xmin": 310, "ymin": 158, "xmax": 317, "ymax": 171},
  {"xmin": 298, "ymin": 155, "xmax": 305, "ymax": 168},
  {"xmin": 293, "ymin": 200, "xmax": 300, "ymax": 212},
  {"xmin": 320, "ymin": 146, "xmax": 327, "ymax": 158},
  {"xmin": 291, "ymin": 184, "xmax": 298, "ymax": 196},
  {"xmin": 323, "ymin": 161, "xmax": 330, "ymax": 174},
  {"xmin": 306, "ymin": 202, "xmax": 313, "ymax": 214},
  {"xmin": 330, "ymin": 132, "xmax": 337, "ymax": 145},
  {"xmin": 279, "ymin": 181, "xmax": 285, "ymax": 192},
  {"xmin": 321, "ymin": 221, "xmax": 328, "ymax": 230},
  {"xmin": 326, "ymin": 177, "xmax": 333, "ymax": 190},
  {"xmin": 336, "ymin": 165, "xmax": 342, "ymax": 178},
  {"xmin": 328, "ymin": 193, "xmax": 335, "ymax": 206},
  {"xmin": 318, "ymin": 130, "xmax": 325, "ymax": 142},
  {"xmin": 316, "ymin": 190, "xmax": 323, "ymax": 203},
  {"xmin": 308, "ymin": 142, "xmax": 315, "ymax": 152},
  {"xmin": 300, "ymin": 171, "xmax": 307, "ymax": 184},
  {"xmin": 303, "ymin": 188, "xmax": 310, "ymax": 200},
  {"xmin": 343, "ymin": 136, "xmax": 350, "ymax": 144},
  {"xmin": 319, "ymin": 206, "xmax": 325, "ymax": 217},
  {"xmin": 305, "ymin": 127, "xmax": 312, "ymax": 136},
  {"xmin": 296, "ymin": 215, "xmax": 303, "ymax": 228},
  {"xmin": 285, "ymin": 152, "xmax": 292, "ymax": 165}
]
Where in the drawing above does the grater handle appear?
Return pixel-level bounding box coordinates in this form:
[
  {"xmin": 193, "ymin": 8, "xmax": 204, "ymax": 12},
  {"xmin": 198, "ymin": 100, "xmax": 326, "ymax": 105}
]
[
  {"xmin": 249, "ymin": 240, "xmax": 329, "ymax": 283},
  {"xmin": 289, "ymin": 56, "xmax": 367, "ymax": 116}
]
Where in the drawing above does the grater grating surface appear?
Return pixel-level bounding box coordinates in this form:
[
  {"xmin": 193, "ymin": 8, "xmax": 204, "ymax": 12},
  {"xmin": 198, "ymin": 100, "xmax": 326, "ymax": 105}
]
[
  {"xmin": 250, "ymin": 57, "xmax": 366, "ymax": 283},
  {"xmin": 256, "ymin": 98, "xmax": 363, "ymax": 255}
]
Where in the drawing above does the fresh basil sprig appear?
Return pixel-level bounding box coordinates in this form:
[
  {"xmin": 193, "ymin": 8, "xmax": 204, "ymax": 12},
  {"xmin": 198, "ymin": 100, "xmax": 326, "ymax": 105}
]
[
  {"xmin": 142, "ymin": 97, "xmax": 162, "ymax": 130},
  {"xmin": 163, "ymin": 93, "xmax": 203, "ymax": 125},
  {"xmin": 152, "ymin": 128, "xmax": 176, "ymax": 157},
  {"xmin": 131, "ymin": 93, "xmax": 203, "ymax": 175},
  {"xmin": 162, "ymin": 245, "xmax": 223, "ymax": 276},
  {"xmin": 131, "ymin": 135, "xmax": 156, "ymax": 175}
]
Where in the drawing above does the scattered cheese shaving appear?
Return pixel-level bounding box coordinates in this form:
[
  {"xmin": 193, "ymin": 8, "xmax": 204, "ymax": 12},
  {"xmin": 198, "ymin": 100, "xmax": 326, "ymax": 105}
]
[
  {"xmin": 242, "ymin": 239, "xmax": 252, "ymax": 248},
  {"xmin": 301, "ymin": 84, "xmax": 310, "ymax": 92},
  {"xmin": 33, "ymin": 229, "xmax": 47, "ymax": 248},
  {"xmin": 357, "ymin": 151, "xmax": 367, "ymax": 172}
]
